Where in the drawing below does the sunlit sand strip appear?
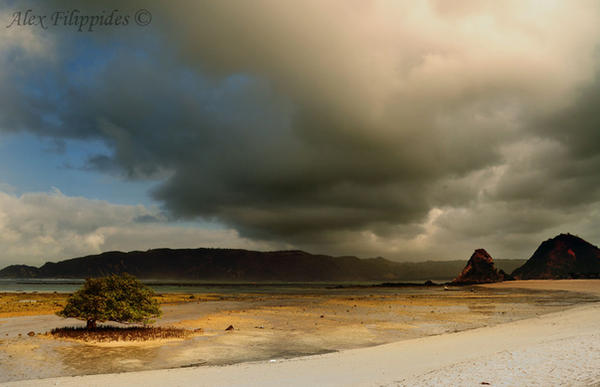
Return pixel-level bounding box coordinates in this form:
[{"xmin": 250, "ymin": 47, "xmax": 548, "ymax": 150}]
[
  {"xmin": 3, "ymin": 280, "xmax": 599, "ymax": 387},
  {"xmin": 482, "ymin": 279, "xmax": 600, "ymax": 296}
]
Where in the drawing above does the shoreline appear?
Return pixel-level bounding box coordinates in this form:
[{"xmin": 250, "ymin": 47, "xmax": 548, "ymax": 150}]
[
  {"xmin": 481, "ymin": 278, "xmax": 600, "ymax": 296},
  {"xmin": 4, "ymin": 302, "xmax": 599, "ymax": 386},
  {"xmin": 1, "ymin": 280, "xmax": 599, "ymax": 386}
]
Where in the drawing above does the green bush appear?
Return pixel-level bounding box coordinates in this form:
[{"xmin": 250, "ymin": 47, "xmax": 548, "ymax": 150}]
[{"xmin": 57, "ymin": 273, "xmax": 162, "ymax": 329}]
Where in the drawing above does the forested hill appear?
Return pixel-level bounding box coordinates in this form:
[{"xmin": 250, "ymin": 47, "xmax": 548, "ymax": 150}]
[{"xmin": 0, "ymin": 248, "xmax": 524, "ymax": 281}]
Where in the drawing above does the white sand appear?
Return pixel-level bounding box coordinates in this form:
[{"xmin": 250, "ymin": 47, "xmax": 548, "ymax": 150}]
[{"xmin": 3, "ymin": 280, "xmax": 600, "ymax": 387}]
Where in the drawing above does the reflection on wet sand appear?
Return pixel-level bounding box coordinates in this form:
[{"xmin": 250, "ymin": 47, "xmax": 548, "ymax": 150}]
[{"xmin": 0, "ymin": 285, "xmax": 597, "ymax": 382}]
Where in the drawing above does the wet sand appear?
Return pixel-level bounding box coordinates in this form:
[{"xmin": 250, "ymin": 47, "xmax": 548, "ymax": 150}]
[
  {"xmin": 482, "ymin": 279, "xmax": 600, "ymax": 296},
  {"xmin": 0, "ymin": 282, "xmax": 597, "ymax": 383}
]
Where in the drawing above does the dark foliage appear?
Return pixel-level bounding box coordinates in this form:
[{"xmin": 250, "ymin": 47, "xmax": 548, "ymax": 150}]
[{"xmin": 57, "ymin": 274, "xmax": 161, "ymax": 329}]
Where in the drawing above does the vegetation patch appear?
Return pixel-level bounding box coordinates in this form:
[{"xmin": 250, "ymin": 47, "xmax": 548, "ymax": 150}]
[
  {"xmin": 57, "ymin": 274, "xmax": 163, "ymax": 329},
  {"xmin": 0, "ymin": 293, "xmax": 68, "ymax": 317},
  {"xmin": 0, "ymin": 292, "xmax": 226, "ymax": 318},
  {"xmin": 49, "ymin": 326, "xmax": 199, "ymax": 342}
]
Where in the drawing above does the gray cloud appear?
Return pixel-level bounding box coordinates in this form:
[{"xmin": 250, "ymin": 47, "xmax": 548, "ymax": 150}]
[{"xmin": 1, "ymin": 1, "xmax": 600, "ymax": 261}]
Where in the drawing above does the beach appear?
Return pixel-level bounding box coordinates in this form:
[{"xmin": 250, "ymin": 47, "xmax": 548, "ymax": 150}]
[
  {"xmin": 3, "ymin": 0, "xmax": 600, "ymax": 385},
  {"xmin": 1, "ymin": 280, "xmax": 599, "ymax": 386}
]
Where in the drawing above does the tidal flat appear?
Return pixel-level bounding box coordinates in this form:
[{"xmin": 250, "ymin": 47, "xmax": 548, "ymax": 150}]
[{"xmin": 0, "ymin": 285, "xmax": 596, "ymax": 383}]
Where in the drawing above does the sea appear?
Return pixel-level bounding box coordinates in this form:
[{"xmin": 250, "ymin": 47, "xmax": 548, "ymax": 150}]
[{"xmin": 0, "ymin": 278, "xmax": 450, "ymax": 294}]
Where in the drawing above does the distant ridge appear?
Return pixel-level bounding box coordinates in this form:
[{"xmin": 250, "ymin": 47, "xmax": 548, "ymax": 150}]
[
  {"xmin": 0, "ymin": 248, "xmax": 524, "ymax": 281},
  {"xmin": 512, "ymin": 233, "xmax": 600, "ymax": 279}
]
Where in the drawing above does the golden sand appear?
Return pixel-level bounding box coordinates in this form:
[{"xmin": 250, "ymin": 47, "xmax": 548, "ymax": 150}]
[
  {"xmin": 0, "ymin": 293, "xmax": 67, "ymax": 317},
  {"xmin": 1, "ymin": 282, "xmax": 598, "ymax": 383}
]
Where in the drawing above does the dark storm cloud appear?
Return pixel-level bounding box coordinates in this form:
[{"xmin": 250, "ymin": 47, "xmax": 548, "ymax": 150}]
[
  {"xmin": 491, "ymin": 76, "xmax": 600, "ymax": 209},
  {"xmin": 2, "ymin": 1, "xmax": 600, "ymax": 260}
]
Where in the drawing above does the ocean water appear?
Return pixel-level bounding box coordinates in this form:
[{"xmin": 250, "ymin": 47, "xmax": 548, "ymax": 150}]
[
  {"xmin": 0, "ymin": 279, "xmax": 84, "ymax": 293},
  {"xmin": 0, "ymin": 279, "xmax": 448, "ymax": 294}
]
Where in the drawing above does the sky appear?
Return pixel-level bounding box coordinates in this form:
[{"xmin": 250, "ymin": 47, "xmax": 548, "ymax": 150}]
[{"xmin": 1, "ymin": 0, "xmax": 600, "ymax": 266}]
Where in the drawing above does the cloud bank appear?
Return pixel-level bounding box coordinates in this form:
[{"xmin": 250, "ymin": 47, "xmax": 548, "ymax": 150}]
[
  {"xmin": 1, "ymin": 1, "xmax": 600, "ymax": 262},
  {"xmin": 0, "ymin": 189, "xmax": 277, "ymax": 266}
]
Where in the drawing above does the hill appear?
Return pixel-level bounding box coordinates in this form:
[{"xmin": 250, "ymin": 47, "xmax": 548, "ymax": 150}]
[
  {"xmin": 452, "ymin": 249, "xmax": 513, "ymax": 284},
  {"xmin": 0, "ymin": 248, "xmax": 525, "ymax": 281},
  {"xmin": 512, "ymin": 233, "xmax": 600, "ymax": 279}
]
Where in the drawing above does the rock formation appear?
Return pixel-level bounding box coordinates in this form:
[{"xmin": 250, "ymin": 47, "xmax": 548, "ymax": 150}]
[
  {"xmin": 512, "ymin": 233, "xmax": 600, "ymax": 279},
  {"xmin": 452, "ymin": 249, "xmax": 512, "ymax": 284}
]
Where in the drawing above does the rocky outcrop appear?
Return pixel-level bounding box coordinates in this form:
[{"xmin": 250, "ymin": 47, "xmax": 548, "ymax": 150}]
[
  {"xmin": 452, "ymin": 249, "xmax": 512, "ymax": 284},
  {"xmin": 512, "ymin": 233, "xmax": 600, "ymax": 280}
]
